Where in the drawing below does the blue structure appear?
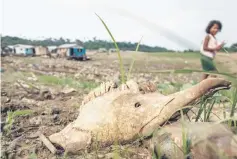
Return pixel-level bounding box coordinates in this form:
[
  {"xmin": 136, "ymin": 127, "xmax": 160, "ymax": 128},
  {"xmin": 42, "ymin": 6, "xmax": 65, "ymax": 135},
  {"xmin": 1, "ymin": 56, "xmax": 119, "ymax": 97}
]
[
  {"xmin": 58, "ymin": 44, "xmax": 88, "ymax": 61},
  {"xmin": 69, "ymin": 48, "xmax": 86, "ymax": 59},
  {"xmin": 25, "ymin": 48, "xmax": 34, "ymax": 55}
]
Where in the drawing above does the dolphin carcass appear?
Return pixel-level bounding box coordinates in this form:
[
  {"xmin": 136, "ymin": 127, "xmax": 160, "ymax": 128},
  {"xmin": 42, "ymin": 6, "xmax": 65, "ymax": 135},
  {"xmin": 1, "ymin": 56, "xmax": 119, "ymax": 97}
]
[{"xmin": 49, "ymin": 78, "xmax": 232, "ymax": 154}]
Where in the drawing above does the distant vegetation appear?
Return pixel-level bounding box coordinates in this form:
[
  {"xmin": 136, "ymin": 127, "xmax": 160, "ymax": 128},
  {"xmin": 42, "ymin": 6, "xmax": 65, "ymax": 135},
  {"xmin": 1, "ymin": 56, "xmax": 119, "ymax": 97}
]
[
  {"xmin": 84, "ymin": 38, "xmax": 171, "ymax": 52},
  {"xmin": 1, "ymin": 36, "xmax": 237, "ymax": 53},
  {"xmin": 2, "ymin": 36, "xmax": 72, "ymax": 47},
  {"xmin": 1, "ymin": 36, "xmax": 170, "ymax": 52}
]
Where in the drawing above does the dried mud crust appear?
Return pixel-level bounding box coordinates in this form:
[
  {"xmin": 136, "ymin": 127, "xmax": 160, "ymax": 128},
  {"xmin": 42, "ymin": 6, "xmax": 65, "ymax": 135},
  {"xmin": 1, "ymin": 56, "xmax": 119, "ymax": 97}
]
[
  {"xmin": 1, "ymin": 56, "xmax": 164, "ymax": 159},
  {"xmin": 1, "ymin": 53, "xmax": 236, "ymax": 159},
  {"xmin": 1, "ymin": 80, "xmax": 81, "ymax": 159}
]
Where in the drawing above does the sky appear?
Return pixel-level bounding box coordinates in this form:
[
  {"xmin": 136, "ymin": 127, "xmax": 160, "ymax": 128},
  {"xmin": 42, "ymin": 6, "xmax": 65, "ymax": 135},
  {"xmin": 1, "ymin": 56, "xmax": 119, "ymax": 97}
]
[{"xmin": 1, "ymin": 0, "xmax": 237, "ymax": 50}]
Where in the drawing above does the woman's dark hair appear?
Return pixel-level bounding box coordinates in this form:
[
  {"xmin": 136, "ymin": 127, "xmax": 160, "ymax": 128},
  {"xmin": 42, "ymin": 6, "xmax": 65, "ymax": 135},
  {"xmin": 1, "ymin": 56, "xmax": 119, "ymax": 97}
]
[{"xmin": 205, "ymin": 20, "xmax": 222, "ymax": 33}]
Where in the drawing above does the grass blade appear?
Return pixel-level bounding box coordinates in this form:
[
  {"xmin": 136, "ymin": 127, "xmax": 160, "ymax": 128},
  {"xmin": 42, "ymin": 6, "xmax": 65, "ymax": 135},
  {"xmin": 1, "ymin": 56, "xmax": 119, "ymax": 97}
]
[
  {"xmin": 195, "ymin": 97, "xmax": 208, "ymax": 122},
  {"xmin": 12, "ymin": 109, "xmax": 33, "ymax": 117},
  {"xmin": 180, "ymin": 110, "xmax": 190, "ymax": 156},
  {"xmin": 127, "ymin": 36, "xmax": 143, "ymax": 80},
  {"xmin": 230, "ymin": 87, "xmax": 237, "ymax": 117},
  {"xmin": 223, "ymin": 102, "xmax": 226, "ymax": 119},
  {"xmin": 4, "ymin": 110, "xmax": 33, "ymax": 134},
  {"xmin": 95, "ymin": 13, "xmax": 125, "ymax": 84},
  {"xmin": 206, "ymin": 99, "xmax": 216, "ymax": 122},
  {"xmin": 203, "ymin": 101, "xmax": 207, "ymax": 122}
]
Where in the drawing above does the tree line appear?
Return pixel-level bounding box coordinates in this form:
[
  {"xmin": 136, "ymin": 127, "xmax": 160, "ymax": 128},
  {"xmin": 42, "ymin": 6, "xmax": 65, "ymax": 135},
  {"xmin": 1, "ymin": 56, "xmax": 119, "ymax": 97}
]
[
  {"xmin": 1, "ymin": 36, "xmax": 237, "ymax": 53},
  {"xmin": 1, "ymin": 36, "xmax": 171, "ymax": 52}
]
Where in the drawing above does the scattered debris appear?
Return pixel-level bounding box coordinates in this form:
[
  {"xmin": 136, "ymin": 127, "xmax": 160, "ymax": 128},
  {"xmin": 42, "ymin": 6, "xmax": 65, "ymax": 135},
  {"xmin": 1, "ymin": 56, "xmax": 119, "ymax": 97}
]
[
  {"xmin": 61, "ymin": 87, "xmax": 76, "ymax": 95},
  {"xmin": 50, "ymin": 107, "xmax": 61, "ymax": 115},
  {"xmin": 1, "ymin": 96, "xmax": 11, "ymax": 103},
  {"xmin": 8, "ymin": 137, "xmax": 21, "ymax": 150},
  {"xmin": 139, "ymin": 81, "xmax": 157, "ymax": 94},
  {"xmin": 39, "ymin": 89, "xmax": 54, "ymax": 100},
  {"xmin": 39, "ymin": 133, "xmax": 58, "ymax": 154},
  {"xmin": 27, "ymin": 73, "xmax": 38, "ymax": 81},
  {"xmin": 29, "ymin": 116, "xmax": 43, "ymax": 126},
  {"xmin": 26, "ymin": 131, "xmax": 40, "ymax": 139}
]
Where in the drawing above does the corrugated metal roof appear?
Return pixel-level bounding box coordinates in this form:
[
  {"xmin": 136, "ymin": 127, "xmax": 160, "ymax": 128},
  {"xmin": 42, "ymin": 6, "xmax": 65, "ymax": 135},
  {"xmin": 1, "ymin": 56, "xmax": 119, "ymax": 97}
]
[
  {"xmin": 13, "ymin": 44, "xmax": 35, "ymax": 48},
  {"xmin": 47, "ymin": 46, "xmax": 58, "ymax": 52},
  {"xmin": 47, "ymin": 46, "xmax": 57, "ymax": 49},
  {"xmin": 58, "ymin": 44, "xmax": 83, "ymax": 49},
  {"xmin": 7, "ymin": 45, "xmax": 15, "ymax": 49}
]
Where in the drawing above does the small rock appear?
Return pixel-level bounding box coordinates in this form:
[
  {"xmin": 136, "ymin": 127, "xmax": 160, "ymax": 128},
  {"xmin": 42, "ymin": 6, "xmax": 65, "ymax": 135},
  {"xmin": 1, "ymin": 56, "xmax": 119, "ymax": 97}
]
[
  {"xmin": 40, "ymin": 90, "xmax": 53, "ymax": 100},
  {"xmin": 27, "ymin": 77, "xmax": 37, "ymax": 81},
  {"xmin": 1, "ymin": 91, "xmax": 7, "ymax": 96},
  {"xmin": 29, "ymin": 116, "xmax": 42, "ymax": 126},
  {"xmin": 22, "ymin": 98, "xmax": 36, "ymax": 104},
  {"xmin": 53, "ymin": 114, "xmax": 59, "ymax": 121},
  {"xmin": 51, "ymin": 107, "xmax": 61, "ymax": 115},
  {"xmin": 8, "ymin": 153, "xmax": 16, "ymax": 159},
  {"xmin": 95, "ymin": 79, "xmax": 100, "ymax": 83},
  {"xmin": 25, "ymin": 139, "xmax": 30, "ymax": 144},
  {"xmin": 87, "ymin": 74, "xmax": 95, "ymax": 80},
  {"xmin": 61, "ymin": 88, "xmax": 76, "ymax": 94},
  {"xmin": 15, "ymin": 80, "xmax": 30, "ymax": 89},
  {"xmin": 74, "ymin": 73, "xmax": 81, "ymax": 78},
  {"xmin": 97, "ymin": 154, "xmax": 105, "ymax": 158},
  {"xmin": 27, "ymin": 131, "xmax": 40, "ymax": 139},
  {"xmin": 1, "ymin": 96, "xmax": 11, "ymax": 103},
  {"xmin": 7, "ymin": 136, "xmax": 22, "ymax": 152},
  {"xmin": 41, "ymin": 111, "xmax": 47, "ymax": 115}
]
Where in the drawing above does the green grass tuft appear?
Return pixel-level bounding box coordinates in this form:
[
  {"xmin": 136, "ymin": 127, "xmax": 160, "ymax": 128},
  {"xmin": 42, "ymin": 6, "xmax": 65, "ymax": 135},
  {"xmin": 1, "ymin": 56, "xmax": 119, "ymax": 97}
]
[
  {"xmin": 37, "ymin": 75, "xmax": 98, "ymax": 90},
  {"xmin": 157, "ymin": 82, "xmax": 195, "ymax": 95},
  {"xmin": 4, "ymin": 110, "xmax": 34, "ymax": 133},
  {"xmin": 28, "ymin": 152, "xmax": 37, "ymax": 159},
  {"xmin": 180, "ymin": 110, "xmax": 191, "ymax": 157}
]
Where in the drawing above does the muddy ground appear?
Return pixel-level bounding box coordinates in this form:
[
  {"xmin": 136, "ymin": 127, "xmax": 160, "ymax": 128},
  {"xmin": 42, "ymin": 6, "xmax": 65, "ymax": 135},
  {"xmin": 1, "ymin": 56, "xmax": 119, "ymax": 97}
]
[{"xmin": 1, "ymin": 52, "xmax": 237, "ymax": 159}]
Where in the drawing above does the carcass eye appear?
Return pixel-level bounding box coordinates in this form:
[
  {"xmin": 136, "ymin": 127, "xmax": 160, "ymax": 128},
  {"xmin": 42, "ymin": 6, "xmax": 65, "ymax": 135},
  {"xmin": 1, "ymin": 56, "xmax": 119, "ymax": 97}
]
[{"xmin": 135, "ymin": 102, "xmax": 141, "ymax": 108}]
